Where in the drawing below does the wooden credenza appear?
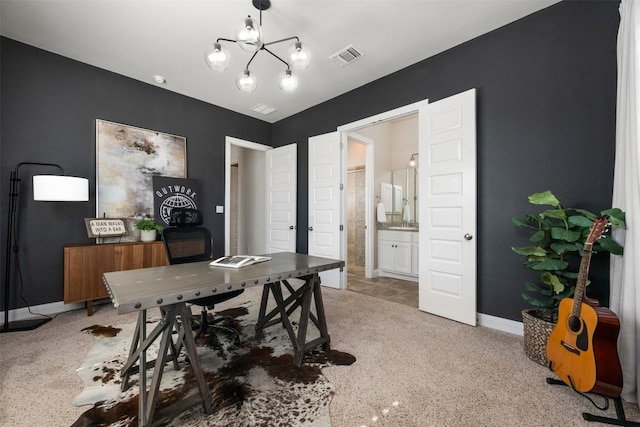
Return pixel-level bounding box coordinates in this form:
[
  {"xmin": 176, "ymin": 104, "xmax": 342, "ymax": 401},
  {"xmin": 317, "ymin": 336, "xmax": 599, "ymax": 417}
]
[{"xmin": 64, "ymin": 241, "xmax": 168, "ymax": 315}]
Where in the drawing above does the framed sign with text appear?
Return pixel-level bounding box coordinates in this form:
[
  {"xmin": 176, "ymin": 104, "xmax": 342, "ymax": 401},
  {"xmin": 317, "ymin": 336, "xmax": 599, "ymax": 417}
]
[{"xmin": 84, "ymin": 218, "xmax": 129, "ymax": 238}]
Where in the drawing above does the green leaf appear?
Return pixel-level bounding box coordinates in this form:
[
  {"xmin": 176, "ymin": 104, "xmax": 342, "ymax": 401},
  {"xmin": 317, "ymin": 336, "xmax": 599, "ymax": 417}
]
[
  {"xmin": 529, "ymin": 259, "xmax": 569, "ymax": 271},
  {"xmin": 511, "ymin": 217, "xmax": 536, "ymax": 228},
  {"xmin": 541, "ymin": 209, "xmax": 567, "ymax": 220},
  {"xmin": 567, "ymin": 215, "xmax": 593, "ymax": 228},
  {"xmin": 530, "ymin": 230, "xmax": 545, "ymax": 243},
  {"xmin": 550, "ymin": 241, "xmax": 580, "ymax": 255},
  {"xmin": 522, "ymin": 293, "xmax": 554, "ymax": 309},
  {"xmin": 602, "ymin": 208, "xmax": 626, "ymax": 228},
  {"xmin": 524, "ymin": 281, "xmax": 552, "ymax": 295},
  {"xmin": 597, "ymin": 237, "xmax": 624, "ymax": 255},
  {"xmin": 528, "ymin": 191, "xmax": 560, "ymax": 207},
  {"xmin": 556, "ymin": 286, "xmax": 575, "ymax": 300},
  {"xmin": 550, "ymin": 227, "xmax": 581, "ymax": 242},
  {"xmin": 541, "ymin": 272, "xmax": 565, "ymax": 294},
  {"xmin": 512, "ymin": 246, "xmax": 547, "ymax": 257},
  {"xmin": 573, "ymin": 209, "xmax": 598, "ymax": 220}
]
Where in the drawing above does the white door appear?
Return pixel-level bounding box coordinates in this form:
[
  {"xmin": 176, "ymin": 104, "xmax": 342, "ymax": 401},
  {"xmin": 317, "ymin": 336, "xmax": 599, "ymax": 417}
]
[
  {"xmin": 419, "ymin": 88, "xmax": 477, "ymax": 326},
  {"xmin": 308, "ymin": 132, "xmax": 343, "ymax": 289},
  {"xmin": 265, "ymin": 143, "xmax": 297, "ymax": 253}
]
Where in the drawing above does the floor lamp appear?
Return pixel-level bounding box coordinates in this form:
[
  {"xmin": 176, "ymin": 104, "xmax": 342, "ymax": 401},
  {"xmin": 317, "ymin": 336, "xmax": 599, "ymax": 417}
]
[{"xmin": 2, "ymin": 162, "xmax": 89, "ymax": 333}]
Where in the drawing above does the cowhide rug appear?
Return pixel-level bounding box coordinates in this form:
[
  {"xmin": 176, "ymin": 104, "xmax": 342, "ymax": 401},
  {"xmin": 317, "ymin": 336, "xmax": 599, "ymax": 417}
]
[{"xmin": 71, "ymin": 299, "xmax": 355, "ymax": 427}]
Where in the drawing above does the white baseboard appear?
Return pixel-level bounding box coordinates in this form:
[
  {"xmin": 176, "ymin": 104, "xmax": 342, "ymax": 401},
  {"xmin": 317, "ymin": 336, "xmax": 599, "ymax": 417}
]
[
  {"xmin": 478, "ymin": 312, "xmax": 523, "ymax": 336},
  {"xmin": 0, "ymin": 300, "xmax": 86, "ymax": 323}
]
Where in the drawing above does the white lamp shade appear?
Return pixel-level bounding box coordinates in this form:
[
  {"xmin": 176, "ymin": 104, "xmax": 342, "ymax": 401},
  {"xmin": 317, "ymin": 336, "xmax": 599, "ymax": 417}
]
[{"xmin": 33, "ymin": 175, "xmax": 89, "ymax": 201}]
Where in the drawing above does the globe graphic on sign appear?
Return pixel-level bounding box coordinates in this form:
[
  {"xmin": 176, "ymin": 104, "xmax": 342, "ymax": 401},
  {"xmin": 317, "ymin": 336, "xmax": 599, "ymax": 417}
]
[{"xmin": 160, "ymin": 195, "xmax": 197, "ymax": 224}]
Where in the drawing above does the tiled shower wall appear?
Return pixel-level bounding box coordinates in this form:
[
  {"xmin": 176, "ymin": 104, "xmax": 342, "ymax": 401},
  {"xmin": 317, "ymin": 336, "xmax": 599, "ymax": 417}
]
[{"xmin": 347, "ymin": 169, "xmax": 366, "ymax": 268}]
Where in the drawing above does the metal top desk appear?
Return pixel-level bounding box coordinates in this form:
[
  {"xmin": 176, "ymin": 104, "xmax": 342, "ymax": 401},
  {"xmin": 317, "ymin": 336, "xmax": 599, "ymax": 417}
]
[{"xmin": 102, "ymin": 252, "xmax": 344, "ymax": 426}]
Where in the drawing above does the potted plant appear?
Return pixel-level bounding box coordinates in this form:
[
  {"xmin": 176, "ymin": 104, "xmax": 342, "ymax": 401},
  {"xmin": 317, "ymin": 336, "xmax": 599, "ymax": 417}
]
[
  {"xmin": 135, "ymin": 217, "xmax": 164, "ymax": 242},
  {"xmin": 511, "ymin": 190, "xmax": 625, "ymax": 365}
]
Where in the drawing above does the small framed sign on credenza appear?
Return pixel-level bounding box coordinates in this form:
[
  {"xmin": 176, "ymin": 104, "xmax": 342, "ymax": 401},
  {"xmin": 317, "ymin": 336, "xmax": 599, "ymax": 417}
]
[{"xmin": 84, "ymin": 218, "xmax": 129, "ymax": 239}]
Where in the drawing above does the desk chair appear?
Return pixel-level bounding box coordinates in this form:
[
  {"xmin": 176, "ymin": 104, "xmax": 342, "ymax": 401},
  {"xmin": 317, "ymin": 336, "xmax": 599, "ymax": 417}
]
[{"xmin": 162, "ymin": 208, "xmax": 243, "ymax": 343}]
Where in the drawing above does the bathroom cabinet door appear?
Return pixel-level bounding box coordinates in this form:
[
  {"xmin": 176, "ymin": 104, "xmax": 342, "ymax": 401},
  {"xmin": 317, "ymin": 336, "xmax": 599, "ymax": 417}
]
[
  {"xmin": 379, "ymin": 240, "xmax": 396, "ymax": 272},
  {"xmin": 394, "ymin": 242, "xmax": 412, "ymax": 274}
]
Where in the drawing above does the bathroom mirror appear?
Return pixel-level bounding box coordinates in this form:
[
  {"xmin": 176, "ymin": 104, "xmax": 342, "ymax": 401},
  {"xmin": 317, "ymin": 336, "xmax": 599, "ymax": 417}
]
[{"xmin": 391, "ymin": 168, "xmax": 418, "ymax": 223}]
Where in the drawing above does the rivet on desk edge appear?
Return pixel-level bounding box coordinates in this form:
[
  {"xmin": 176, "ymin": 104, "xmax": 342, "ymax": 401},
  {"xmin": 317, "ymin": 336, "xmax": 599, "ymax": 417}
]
[
  {"xmin": 195, "ymin": 291, "xmax": 200, "ymax": 296},
  {"xmin": 177, "ymin": 295, "xmax": 183, "ymax": 300},
  {"xmin": 157, "ymin": 298, "xmax": 163, "ymax": 304},
  {"xmin": 227, "ymin": 285, "xmax": 232, "ymax": 290},
  {"xmin": 134, "ymin": 303, "xmax": 141, "ymax": 309},
  {"xmin": 212, "ymin": 288, "xmax": 217, "ymax": 293}
]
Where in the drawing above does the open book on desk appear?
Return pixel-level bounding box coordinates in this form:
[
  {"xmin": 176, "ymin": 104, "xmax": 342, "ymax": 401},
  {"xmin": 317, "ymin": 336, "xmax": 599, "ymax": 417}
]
[{"xmin": 209, "ymin": 255, "xmax": 272, "ymax": 268}]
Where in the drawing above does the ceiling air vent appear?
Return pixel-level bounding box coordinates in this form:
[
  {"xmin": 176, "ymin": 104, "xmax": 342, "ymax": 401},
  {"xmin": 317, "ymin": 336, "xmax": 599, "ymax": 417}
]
[
  {"xmin": 250, "ymin": 103, "xmax": 277, "ymax": 115},
  {"xmin": 329, "ymin": 44, "xmax": 364, "ymax": 67}
]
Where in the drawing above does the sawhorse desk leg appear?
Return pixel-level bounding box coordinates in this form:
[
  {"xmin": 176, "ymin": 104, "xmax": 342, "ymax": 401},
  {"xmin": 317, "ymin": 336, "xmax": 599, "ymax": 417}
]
[
  {"xmin": 255, "ymin": 273, "xmax": 330, "ymax": 367},
  {"xmin": 120, "ymin": 303, "xmax": 212, "ymax": 427}
]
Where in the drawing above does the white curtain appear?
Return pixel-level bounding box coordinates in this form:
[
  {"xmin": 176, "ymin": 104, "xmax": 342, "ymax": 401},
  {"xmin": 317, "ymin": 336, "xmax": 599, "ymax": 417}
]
[{"xmin": 611, "ymin": 0, "xmax": 640, "ymax": 407}]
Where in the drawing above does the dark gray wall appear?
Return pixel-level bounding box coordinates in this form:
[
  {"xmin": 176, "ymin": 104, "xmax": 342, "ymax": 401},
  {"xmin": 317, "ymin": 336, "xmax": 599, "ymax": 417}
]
[
  {"xmin": 1, "ymin": 0, "xmax": 621, "ymax": 322},
  {"xmin": 272, "ymin": 0, "xmax": 620, "ymax": 321},
  {"xmin": 1, "ymin": 37, "xmax": 271, "ymax": 310}
]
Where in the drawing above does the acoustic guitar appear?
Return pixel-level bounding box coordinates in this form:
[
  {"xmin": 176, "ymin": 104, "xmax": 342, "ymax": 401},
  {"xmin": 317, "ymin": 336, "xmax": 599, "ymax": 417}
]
[{"xmin": 546, "ymin": 217, "xmax": 623, "ymax": 398}]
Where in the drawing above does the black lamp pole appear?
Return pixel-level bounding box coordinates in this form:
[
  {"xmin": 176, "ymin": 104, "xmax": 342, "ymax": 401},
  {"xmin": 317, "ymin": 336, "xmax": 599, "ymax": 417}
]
[{"xmin": 1, "ymin": 162, "xmax": 65, "ymax": 333}]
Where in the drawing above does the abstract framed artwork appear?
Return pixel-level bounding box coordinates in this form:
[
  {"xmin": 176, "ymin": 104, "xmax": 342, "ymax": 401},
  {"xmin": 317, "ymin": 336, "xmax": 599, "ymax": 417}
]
[{"xmin": 96, "ymin": 119, "xmax": 186, "ymax": 219}]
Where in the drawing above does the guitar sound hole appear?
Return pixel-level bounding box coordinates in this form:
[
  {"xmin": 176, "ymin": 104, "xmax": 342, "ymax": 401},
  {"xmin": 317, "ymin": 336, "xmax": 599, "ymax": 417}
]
[{"xmin": 568, "ymin": 315, "xmax": 581, "ymax": 333}]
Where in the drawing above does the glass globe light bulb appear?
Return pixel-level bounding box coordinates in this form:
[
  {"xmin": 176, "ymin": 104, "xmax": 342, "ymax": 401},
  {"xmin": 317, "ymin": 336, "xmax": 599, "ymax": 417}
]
[
  {"xmin": 288, "ymin": 41, "xmax": 311, "ymax": 70},
  {"xmin": 235, "ymin": 16, "xmax": 263, "ymax": 52},
  {"xmin": 278, "ymin": 69, "xmax": 298, "ymax": 93},
  {"xmin": 236, "ymin": 69, "xmax": 257, "ymax": 93},
  {"xmin": 204, "ymin": 43, "xmax": 230, "ymax": 71}
]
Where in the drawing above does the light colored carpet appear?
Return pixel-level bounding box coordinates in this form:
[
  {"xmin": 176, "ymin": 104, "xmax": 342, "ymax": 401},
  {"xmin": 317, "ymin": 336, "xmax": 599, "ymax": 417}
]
[{"xmin": 1, "ymin": 285, "xmax": 639, "ymax": 426}]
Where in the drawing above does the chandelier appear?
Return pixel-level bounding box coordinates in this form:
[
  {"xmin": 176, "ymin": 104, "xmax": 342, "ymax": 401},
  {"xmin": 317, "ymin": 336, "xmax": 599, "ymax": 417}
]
[{"xmin": 204, "ymin": 0, "xmax": 311, "ymax": 93}]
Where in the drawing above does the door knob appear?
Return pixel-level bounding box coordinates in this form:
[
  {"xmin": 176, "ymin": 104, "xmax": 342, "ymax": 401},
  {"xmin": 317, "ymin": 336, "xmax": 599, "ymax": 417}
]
[
  {"xmin": 464, "ymin": 233, "xmax": 473, "ymax": 240},
  {"xmin": 289, "ymin": 225, "xmax": 295, "ymax": 230},
  {"xmin": 308, "ymin": 226, "xmax": 314, "ymax": 231}
]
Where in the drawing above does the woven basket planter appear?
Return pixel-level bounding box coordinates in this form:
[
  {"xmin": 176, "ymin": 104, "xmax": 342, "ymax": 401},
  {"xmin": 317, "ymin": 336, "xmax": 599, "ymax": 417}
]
[{"xmin": 521, "ymin": 308, "xmax": 556, "ymax": 366}]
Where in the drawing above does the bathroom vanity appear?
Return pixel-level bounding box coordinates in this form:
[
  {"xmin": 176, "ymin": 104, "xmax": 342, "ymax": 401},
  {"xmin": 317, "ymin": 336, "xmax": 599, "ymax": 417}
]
[{"xmin": 378, "ymin": 229, "xmax": 419, "ymax": 282}]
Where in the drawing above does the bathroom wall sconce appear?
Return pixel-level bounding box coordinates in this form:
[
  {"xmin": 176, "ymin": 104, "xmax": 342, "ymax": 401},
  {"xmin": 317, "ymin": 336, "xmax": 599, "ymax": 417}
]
[{"xmin": 409, "ymin": 153, "xmax": 419, "ymax": 168}]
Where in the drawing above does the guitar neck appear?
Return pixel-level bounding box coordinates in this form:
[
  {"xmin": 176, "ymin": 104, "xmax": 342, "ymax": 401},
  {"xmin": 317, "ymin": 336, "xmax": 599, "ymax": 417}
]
[{"xmin": 572, "ymin": 242, "xmax": 593, "ymax": 317}]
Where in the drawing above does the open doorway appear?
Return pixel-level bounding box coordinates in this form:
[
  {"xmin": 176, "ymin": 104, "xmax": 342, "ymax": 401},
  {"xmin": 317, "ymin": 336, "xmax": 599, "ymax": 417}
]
[
  {"xmin": 224, "ymin": 136, "xmax": 271, "ymax": 256},
  {"xmin": 225, "ymin": 137, "xmax": 297, "ymax": 257},
  {"xmin": 338, "ymin": 101, "xmax": 427, "ymax": 308}
]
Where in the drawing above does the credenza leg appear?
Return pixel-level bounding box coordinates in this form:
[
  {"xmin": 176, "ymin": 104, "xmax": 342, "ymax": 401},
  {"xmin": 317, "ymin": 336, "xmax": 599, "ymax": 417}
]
[{"xmin": 86, "ymin": 300, "xmax": 93, "ymax": 316}]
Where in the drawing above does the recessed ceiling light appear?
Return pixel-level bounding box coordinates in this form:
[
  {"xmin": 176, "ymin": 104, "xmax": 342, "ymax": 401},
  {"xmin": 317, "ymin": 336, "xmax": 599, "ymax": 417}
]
[{"xmin": 153, "ymin": 75, "xmax": 166, "ymax": 84}]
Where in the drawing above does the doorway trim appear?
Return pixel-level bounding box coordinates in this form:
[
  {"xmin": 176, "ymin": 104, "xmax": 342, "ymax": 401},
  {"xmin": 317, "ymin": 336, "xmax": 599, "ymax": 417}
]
[
  {"xmin": 224, "ymin": 136, "xmax": 272, "ymax": 255},
  {"xmin": 337, "ymin": 100, "xmax": 429, "ymax": 133}
]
